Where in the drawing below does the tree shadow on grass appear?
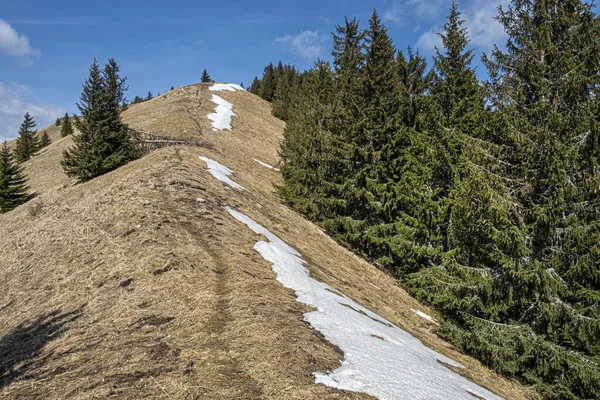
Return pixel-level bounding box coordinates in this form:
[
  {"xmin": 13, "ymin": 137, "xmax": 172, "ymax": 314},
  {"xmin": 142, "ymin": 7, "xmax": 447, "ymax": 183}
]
[{"xmin": 0, "ymin": 307, "xmax": 83, "ymax": 391}]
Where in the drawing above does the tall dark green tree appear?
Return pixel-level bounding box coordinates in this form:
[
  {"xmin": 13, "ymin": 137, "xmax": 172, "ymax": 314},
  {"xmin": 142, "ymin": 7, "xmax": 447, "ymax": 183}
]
[
  {"xmin": 248, "ymin": 76, "xmax": 261, "ymax": 94},
  {"xmin": 427, "ymin": 0, "xmax": 487, "ymax": 216},
  {"xmin": 279, "ymin": 61, "xmax": 336, "ymax": 217},
  {"xmin": 55, "ymin": 117, "xmax": 61, "ymax": 127},
  {"xmin": 364, "ymin": 47, "xmax": 439, "ymax": 274},
  {"xmin": 14, "ymin": 112, "xmax": 40, "ymax": 163},
  {"xmin": 62, "ymin": 59, "xmax": 139, "ymax": 181},
  {"xmin": 272, "ymin": 64, "xmax": 300, "ymax": 120},
  {"xmin": 315, "ymin": 16, "xmax": 366, "ymax": 231},
  {"xmin": 201, "ymin": 69, "xmax": 212, "ymax": 83},
  {"xmin": 146, "ymin": 91, "xmax": 153, "ymax": 101},
  {"xmin": 429, "ymin": 1, "xmax": 493, "ymax": 254},
  {"xmin": 326, "ymin": 10, "xmax": 400, "ymax": 260},
  {"xmin": 104, "ymin": 58, "xmax": 128, "ymax": 108},
  {"xmin": 362, "ymin": 9, "xmax": 398, "ymax": 152},
  {"xmin": 61, "ymin": 113, "xmax": 74, "ymax": 137},
  {"xmin": 459, "ymin": 0, "xmax": 600, "ymax": 397},
  {"xmin": 258, "ymin": 63, "xmax": 277, "ymax": 102},
  {"xmin": 396, "ymin": 47, "xmax": 431, "ymax": 130},
  {"xmin": 0, "ymin": 142, "xmax": 28, "ymax": 212},
  {"xmin": 431, "ymin": 1, "xmax": 484, "ymax": 132}
]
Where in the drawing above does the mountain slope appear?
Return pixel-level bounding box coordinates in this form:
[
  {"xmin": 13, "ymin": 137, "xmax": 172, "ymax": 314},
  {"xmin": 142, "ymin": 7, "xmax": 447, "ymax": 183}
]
[{"xmin": 0, "ymin": 83, "xmax": 536, "ymax": 399}]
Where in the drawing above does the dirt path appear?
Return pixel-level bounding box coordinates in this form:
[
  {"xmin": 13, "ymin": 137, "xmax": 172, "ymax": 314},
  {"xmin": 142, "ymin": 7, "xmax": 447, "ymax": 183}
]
[{"xmin": 184, "ymin": 223, "xmax": 264, "ymax": 399}]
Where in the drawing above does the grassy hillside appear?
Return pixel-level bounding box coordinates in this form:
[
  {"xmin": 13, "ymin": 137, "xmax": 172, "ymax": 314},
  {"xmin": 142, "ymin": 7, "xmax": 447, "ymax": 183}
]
[{"xmin": 0, "ymin": 84, "xmax": 536, "ymax": 399}]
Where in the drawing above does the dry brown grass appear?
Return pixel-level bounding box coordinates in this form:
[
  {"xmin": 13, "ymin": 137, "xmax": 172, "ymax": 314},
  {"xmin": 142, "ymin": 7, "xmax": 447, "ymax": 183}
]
[{"xmin": 0, "ymin": 83, "xmax": 539, "ymax": 399}]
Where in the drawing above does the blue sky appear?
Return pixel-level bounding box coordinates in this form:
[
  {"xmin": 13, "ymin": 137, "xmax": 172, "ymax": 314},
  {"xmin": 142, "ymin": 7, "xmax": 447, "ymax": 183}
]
[{"xmin": 0, "ymin": 0, "xmax": 512, "ymax": 141}]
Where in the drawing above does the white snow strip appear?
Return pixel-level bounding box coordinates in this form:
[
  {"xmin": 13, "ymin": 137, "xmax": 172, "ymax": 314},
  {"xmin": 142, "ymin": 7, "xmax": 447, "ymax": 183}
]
[
  {"xmin": 411, "ymin": 309, "xmax": 439, "ymax": 325},
  {"xmin": 256, "ymin": 203, "xmax": 263, "ymax": 209},
  {"xmin": 253, "ymin": 158, "xmax": 280, "ymax": 172},
  {"xmin": 368, "ymin": 282, "xmax": 381, "ymax": 290},
  {"xmin": 209, "ymin": 83, "xmax": 246, "ymax": 92},
  {"xmin": 225, "ymin": 207, "xmax": 503, "ymax": 400},
  {"xmin": 208, "ymin": 94, "xmax": 237, "ymax": 131},
  {"xmin": 199, "ymin": 157, "xmax": 245, "ymax": 191}
]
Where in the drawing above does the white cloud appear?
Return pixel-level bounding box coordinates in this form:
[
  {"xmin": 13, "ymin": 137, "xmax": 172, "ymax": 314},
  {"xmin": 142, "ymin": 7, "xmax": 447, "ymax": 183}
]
[
  {"xmin": 383, "ymin": 10, "xmax": 401, "ymax": 24},
  {"xmin": 383, "ymin": 0, "xmax": 446, "ymax": 26},
  {"xmin": 416, "ymin": 28, "xmax": 442, "ymax": 53},
  {"xmin": 408, "ymin": 0, "xmax": 445, "ymax": 18},
  {"xmin": 416, "ymin": 1, "xmax": 508, "ymax": 53},
  {"xmin": 463, "ymin": 0, "xmax": 508, "ymax": 50},
  {"xmin": 383, "ymin": 1, "xmax": 403, "ymax": 24},
  {"xmin": 275, "ymin": 30, "xmax": 324, "ymax": 59},
  {"xmin": 0, "ymin": 19, "xmax": 40, "ymax": 61},
  {"xmin": 0, "ymin": 82, "xmax": 66, "ymax": 142}
]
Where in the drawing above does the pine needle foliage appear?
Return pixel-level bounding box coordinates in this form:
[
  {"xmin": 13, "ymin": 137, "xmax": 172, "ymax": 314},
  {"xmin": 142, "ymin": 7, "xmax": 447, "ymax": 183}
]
[
  {"xmin": 201, "ymin": 69, "xmax": 212, "ymax": 83},
  {"xmin": 0, "ymin": 142, "xmax": 28, "ymax": 212},
  {"xmin": 248, "ymin": 61, "xmax": 302, "ymax": 120},
  {"xmin": 39, "ymin": 130, "xmax": 51, "ymax": 148},
  {"xmin": 62, "ymin": 59, "xmax": 139, "ymax": 181},
  {"xmin": 14, "ymin": 112, "xmax": 40, "ymax": 163},
  {"xmin": 60, "ymin": 113, "xmax": 74, "ymax": 137}
]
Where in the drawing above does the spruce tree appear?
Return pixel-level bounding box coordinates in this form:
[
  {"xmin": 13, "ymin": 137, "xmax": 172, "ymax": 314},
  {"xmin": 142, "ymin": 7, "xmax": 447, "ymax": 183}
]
[
  {"xmin": 201, "ymin": 69, "xmax": 212, "ymax": 83},
  {"xmin": 279, "ymin": 61, "xmax": 336, "ymax": 217},
  {"xmin": 60, "ymin": 113, "xmax": 74, "ymax": 137},
  {"xmin": 39, "ymin": 130, "xmax": 51, "ymax": 148},
  {"xmin": 429, "ymin": 1, "xmax": 490, "ymax": 253},
  {"xmin": 14, "ymin": 112, "xmax": 40, "ymax": 163},
  {"xmin": 366, "ymin": 47, "xmax": 439, "ymax": 274},
  {"xmin": 248, "ymin": 76, "xmax": 261, "ymax": 94},
  {"xmin": 396, "ymin": 47, "xmax": 431, "ymax": 130},
  {"xmin": 0, "ymin": 142, "xmax": 28, "ymax": 212},
  {"xmin": 146, "ymin": 91, "xmax": 153, "ymax": 101},
  {"xmin": 315, "ymin": 16, "xmax": 366, "ymax": 232},
  {"xmin": 328, "ymin": 10, "xmax": 400, "ymax": 261},
  {"xmin": 425, "ymin": 2, "xmax": 489, "ymax": 250},
  {"xmin": 62, "ymin": 59, "xmax": 139, "ymax": 181},
  {"xmin": 103, "ymin": 58, "xmax": 128, "ymax": 108},
  {"xmin": 430, "ymin": 1, "xmax": 483, "ymax": 132},
  {"xmin": 258, "ymin": 63, "xmax": 277, "ymax": 102},
  {"xmin": 55, "ymin": 117, "xmax": 61, "ymax": 127},
  {"xmin": 272, "ymin": 64, "xmax": 300, "ymax": 121},
  {"xmin": 438, "ymin": 1, "xmax": 600, "ymax": 397}
]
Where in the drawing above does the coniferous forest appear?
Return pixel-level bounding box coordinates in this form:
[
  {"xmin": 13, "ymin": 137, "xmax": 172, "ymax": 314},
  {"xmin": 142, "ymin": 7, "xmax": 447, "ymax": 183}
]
[{"xmin": 251, "ymin": 1, "xmax": 600, "ymax": 398}]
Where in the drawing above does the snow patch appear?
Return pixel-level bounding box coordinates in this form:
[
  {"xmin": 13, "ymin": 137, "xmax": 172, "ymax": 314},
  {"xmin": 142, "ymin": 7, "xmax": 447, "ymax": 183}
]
[
  {"xmin": 368, "ymin": 282, "xmax": 381, "ymax": 290},
  {"xmin": 208, "ymin": 94, "xmax": 237, "ymax": 131},
  {"xmin": 199, "ymin": 157, "xmax": 245, "ymax": 191},
  {"xmin": 256, "ymin": 203, "xmax": 263, "ymax": 209},
  {"xmin": 225, "ymin": 207, "xmax": 502, "ymax": 400},
  {"xmin": 209, "ymin": 83, "xmax": 246, "ymax": 92},
  {"xmin": 411, "ymin": 309, "xmax": 438, "ymax": 325},
  {"xmin": 253, "ymin": 158, "xmax": 280, "ymax": 172}
]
